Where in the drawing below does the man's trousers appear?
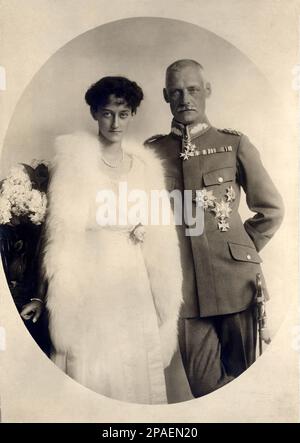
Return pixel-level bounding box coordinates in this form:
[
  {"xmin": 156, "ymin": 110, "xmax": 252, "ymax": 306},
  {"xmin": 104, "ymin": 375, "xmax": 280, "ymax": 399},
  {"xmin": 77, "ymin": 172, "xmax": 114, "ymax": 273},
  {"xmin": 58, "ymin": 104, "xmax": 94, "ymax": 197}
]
[{"xmin": 178, "ymin": 305, "xmax": 257, "ymax": 397}]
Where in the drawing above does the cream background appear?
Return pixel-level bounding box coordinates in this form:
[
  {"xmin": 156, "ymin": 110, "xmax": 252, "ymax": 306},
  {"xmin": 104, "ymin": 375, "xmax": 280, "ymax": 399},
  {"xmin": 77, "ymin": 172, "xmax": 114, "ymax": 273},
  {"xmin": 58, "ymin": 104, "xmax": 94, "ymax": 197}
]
[
  {"xmin": 0, "ymin": 12, "xmax": 294, "ymax": 338},
  {"xmin": 0, "ymin": 0, "xmax": 299, "ymax": 422}
]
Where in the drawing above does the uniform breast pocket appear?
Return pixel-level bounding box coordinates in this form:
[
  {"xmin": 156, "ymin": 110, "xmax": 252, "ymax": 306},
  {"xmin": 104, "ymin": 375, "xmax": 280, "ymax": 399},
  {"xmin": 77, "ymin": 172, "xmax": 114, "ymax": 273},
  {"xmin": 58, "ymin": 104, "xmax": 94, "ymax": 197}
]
[{"xmin": 203, "ymin": 166, "xmax": 236, "ymax": 187}]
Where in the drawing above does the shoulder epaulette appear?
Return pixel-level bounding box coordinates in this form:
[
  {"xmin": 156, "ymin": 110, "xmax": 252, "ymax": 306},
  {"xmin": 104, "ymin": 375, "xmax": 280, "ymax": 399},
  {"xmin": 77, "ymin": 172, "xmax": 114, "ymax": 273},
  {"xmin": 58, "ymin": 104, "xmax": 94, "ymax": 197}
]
[
  {"xmin": 218, "ymin": 128, "xmax": 242, "ymax": 136},
  {"xmin": 144, "ymin": 134, "xmax": 166, "ymax": 145}
]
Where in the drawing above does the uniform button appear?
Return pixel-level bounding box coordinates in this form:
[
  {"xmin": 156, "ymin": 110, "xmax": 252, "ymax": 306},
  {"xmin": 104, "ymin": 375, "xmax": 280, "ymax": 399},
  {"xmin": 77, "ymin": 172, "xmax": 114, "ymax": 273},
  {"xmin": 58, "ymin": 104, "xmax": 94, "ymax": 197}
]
[
  {"xmin": 218, "ymin": 177, "xmax": 224, "ymax": 183},
  {"xmin": 246, "ymin": 254, "xmax": 252, "ymax": 260}
]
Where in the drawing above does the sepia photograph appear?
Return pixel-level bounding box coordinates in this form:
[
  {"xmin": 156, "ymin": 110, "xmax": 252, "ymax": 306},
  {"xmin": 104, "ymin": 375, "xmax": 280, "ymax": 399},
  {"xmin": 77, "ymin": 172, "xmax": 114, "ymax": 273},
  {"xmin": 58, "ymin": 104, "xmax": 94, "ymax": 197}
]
[{"xmin": 0, "ymin": 0, "xmax": 298, "ymax": 423}]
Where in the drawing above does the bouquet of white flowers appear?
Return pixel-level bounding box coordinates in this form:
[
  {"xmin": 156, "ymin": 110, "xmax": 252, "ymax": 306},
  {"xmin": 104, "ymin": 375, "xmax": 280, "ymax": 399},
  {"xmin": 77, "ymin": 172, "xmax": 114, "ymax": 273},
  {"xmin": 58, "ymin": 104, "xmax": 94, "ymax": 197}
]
[
  {"xmin": 0, "ymin": 163, "xmax": 47, "ymax": 225},
  {"xmin": 0, "ymin": 161, "xmax": 51, "ymax": 354}
]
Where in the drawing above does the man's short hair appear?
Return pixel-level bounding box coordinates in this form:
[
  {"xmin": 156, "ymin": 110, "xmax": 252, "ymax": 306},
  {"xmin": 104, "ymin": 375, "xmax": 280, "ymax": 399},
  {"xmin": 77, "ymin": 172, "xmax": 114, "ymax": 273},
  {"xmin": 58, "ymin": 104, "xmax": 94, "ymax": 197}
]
[{"xmin": 165, "ymin": 59, "xmax": 204, "ymax": 86}]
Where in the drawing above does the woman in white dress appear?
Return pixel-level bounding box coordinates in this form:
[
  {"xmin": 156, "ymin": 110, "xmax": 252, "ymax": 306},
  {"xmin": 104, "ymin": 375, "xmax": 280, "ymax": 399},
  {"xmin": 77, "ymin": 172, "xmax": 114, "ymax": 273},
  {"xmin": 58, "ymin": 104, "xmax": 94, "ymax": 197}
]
[{"xmin": 21, "ymin": 76, "xmax": 191, "ymax": 404}]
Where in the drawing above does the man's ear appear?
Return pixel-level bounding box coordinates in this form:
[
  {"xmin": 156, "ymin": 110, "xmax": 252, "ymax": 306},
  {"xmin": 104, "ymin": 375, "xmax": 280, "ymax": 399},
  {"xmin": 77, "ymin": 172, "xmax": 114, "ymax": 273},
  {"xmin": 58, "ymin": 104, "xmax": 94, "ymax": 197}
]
[
  {"xmin": 163, "ymin": 88, "xmax": 170, "ymax": 103},
  {"xmin": 205, "ymin": 82, "xmax": 212, "ymax": 99}
]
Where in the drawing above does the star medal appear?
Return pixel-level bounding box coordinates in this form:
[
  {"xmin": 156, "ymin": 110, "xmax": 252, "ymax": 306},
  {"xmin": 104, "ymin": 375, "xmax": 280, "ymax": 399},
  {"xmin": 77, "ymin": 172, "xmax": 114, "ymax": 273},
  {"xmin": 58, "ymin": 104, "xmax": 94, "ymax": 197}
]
[
  {"xmin": 225, "ymin": 186, "xmax": 236, "ymax": 203},
  {"xmin": 180, "ymin": 150, "xmax": 191, "ymax": 160},
  {"xmin": 194, "ymin": 189, "xmax": 216, "ymax": 210},
  {"xmin": 180, "ymin": 140, "xmax": 196, "ymax": 160},
  {"xmin": 211, "ymin": 200, "xmax": 232, "ymax": 219},
  {"xmin": 180, "ymin": 131, "xmax": 197, "ymax": 160}
]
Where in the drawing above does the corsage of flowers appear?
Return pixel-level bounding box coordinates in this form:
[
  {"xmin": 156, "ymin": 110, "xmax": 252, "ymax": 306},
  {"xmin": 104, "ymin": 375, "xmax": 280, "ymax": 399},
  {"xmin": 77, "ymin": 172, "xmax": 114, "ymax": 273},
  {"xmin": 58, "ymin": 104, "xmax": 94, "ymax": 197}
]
[
  {"xmin": 0, "ymin": 163, "xmax": 48, "ymax": 225},
  {"xmin": 130, "ymin": 223, "xmax": 146, "ymax": 244}
]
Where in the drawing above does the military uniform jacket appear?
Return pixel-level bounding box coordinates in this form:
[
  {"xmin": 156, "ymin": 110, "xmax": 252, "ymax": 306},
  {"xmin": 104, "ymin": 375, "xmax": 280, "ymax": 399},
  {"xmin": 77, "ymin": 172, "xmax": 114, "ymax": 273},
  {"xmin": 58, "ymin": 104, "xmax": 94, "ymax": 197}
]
[{"xmin": 146, "ymin": 123, "xmax": 284, "ymax": 318}]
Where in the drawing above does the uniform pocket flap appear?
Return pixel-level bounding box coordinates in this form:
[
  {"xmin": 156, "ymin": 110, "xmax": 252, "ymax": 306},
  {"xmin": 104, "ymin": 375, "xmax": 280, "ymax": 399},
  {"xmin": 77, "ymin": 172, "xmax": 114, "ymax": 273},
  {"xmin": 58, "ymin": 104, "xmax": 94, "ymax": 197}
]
[
  {"xmin": 203, "ymin": 167, "xmax": 235, "ymax": 186},
  {"xmin": 228, "ymin": 242, "xmax": 262, "ymax": 264}
]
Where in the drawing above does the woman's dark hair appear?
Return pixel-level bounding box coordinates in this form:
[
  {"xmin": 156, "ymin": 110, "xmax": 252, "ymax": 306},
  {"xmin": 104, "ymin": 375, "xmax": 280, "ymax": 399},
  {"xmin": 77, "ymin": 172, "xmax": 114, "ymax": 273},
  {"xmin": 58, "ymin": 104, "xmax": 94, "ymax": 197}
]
[{"xmin": 85, "ymin": 76, "xmax": 144, "ymax": 115}]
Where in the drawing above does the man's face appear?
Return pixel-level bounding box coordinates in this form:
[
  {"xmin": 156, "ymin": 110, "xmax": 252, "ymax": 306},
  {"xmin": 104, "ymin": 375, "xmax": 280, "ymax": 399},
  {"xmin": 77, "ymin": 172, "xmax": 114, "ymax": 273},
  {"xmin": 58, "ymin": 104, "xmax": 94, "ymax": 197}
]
[{"xmin": 164, "ymin": 65, "xmax": 210, "ymax": 125}]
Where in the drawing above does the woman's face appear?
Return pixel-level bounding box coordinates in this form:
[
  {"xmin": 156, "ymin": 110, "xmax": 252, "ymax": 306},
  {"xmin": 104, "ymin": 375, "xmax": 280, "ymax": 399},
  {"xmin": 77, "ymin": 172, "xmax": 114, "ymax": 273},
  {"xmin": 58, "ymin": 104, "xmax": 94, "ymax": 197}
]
[{"xmin": 93, "ymin": 94, "xmax": 132, "ymax": 143}]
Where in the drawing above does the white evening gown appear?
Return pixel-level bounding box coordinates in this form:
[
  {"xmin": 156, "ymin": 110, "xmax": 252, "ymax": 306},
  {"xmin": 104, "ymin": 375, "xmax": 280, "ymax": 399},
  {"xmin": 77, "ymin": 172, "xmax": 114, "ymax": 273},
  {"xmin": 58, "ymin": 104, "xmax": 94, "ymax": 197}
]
[{"xmin": 51, "ymin": 155, "xmax": 168, "ymax": 404}]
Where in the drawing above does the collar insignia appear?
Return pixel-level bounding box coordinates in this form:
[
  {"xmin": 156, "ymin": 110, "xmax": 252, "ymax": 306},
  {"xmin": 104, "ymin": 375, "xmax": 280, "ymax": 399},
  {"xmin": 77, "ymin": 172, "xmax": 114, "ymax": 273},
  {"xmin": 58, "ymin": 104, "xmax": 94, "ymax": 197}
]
[{"xmin": 171, "ymin": 119, "xmax": 210, "ymax": 140}]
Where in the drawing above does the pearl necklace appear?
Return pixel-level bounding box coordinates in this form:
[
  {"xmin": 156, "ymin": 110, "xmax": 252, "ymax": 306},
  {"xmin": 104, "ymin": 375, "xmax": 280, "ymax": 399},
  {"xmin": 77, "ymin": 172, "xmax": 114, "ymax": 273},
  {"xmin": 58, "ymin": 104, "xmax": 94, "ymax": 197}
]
[{"xmin": 101, "ymin": 150, "xmax": 124, "ymax": 168}]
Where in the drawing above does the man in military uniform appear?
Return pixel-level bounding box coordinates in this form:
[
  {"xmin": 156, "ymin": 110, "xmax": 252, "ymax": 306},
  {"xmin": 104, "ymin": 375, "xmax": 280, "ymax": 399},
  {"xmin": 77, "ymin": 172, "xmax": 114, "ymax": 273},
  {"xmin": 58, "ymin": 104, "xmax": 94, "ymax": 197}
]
[{"xmin": 145, "ymin": 59, "xmax": 284, "ymax": 397}]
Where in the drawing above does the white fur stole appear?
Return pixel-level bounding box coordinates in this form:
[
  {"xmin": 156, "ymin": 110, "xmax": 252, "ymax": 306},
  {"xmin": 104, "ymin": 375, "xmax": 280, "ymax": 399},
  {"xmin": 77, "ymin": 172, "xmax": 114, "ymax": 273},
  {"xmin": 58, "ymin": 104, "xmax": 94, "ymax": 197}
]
[{"xmin": 43, "ymin": 131, "xmax": 183, "ymax": 368}]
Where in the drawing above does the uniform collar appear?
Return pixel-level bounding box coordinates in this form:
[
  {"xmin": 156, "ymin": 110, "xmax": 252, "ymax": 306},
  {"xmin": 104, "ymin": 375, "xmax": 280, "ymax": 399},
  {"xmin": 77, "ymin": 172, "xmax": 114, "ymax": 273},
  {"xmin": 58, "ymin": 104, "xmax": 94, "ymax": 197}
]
[{"xmin": 171, "ymin": 119, "xmax": 211, "ymax": 140}]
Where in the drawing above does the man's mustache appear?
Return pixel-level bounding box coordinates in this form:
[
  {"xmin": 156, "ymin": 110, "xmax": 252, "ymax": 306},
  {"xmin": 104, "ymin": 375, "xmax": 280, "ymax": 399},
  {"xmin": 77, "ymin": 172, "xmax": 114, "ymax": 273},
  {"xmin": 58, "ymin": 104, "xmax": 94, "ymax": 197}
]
[{"xmin": 177, "ymin": 105, "xmax": 196, "ymax": 112}]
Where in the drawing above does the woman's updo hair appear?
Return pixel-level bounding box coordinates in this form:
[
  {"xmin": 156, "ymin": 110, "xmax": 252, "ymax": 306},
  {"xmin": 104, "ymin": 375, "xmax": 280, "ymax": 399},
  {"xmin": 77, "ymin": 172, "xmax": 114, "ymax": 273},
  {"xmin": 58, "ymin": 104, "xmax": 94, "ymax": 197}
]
[{"xmin": 85, "ymin": 76, "xmax": 144, "ymax": 115}]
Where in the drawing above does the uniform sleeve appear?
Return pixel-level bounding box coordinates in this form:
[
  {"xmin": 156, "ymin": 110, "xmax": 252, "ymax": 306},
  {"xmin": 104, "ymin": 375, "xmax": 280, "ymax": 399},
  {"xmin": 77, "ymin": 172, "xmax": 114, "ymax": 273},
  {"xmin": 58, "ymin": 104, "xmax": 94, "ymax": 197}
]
[{"xmin": 237, "ymin": 135, "xmax": 284, "ymax": 252}]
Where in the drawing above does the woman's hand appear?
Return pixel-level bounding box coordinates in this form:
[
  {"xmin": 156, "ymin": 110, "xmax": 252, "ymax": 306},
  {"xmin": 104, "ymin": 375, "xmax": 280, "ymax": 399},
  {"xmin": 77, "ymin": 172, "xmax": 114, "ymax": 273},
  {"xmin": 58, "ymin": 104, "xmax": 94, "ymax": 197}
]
[{"xmin": 20, "ymin": 300, "xmax": 44, "ymax": 323}]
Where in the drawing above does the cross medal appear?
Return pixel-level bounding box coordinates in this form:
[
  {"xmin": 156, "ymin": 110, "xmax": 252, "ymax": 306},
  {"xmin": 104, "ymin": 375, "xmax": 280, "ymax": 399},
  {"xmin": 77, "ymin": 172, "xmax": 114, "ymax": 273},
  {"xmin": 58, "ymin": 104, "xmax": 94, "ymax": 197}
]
[{"xmin": 180, "ymin": 131, "xmax": 196, "ymax": 160}]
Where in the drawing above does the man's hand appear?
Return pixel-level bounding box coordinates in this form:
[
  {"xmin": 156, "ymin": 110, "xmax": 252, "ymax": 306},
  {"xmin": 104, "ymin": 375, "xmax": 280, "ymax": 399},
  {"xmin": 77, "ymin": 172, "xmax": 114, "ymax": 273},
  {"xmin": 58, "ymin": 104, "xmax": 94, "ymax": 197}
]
[{"xmin": 20, "ymin": 300, "xmax": 43, "ymax": 323}]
